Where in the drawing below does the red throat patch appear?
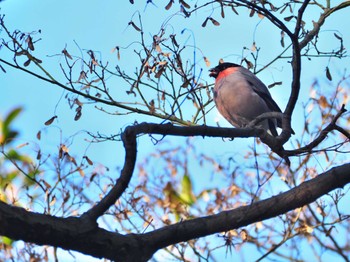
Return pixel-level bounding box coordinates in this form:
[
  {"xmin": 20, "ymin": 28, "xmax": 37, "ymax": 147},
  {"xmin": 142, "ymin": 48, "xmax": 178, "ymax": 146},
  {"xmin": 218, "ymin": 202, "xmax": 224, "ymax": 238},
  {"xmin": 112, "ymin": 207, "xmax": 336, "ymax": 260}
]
[{"xmin": 216, "ymin": 67, "xmax": 240, "ymax": 83}]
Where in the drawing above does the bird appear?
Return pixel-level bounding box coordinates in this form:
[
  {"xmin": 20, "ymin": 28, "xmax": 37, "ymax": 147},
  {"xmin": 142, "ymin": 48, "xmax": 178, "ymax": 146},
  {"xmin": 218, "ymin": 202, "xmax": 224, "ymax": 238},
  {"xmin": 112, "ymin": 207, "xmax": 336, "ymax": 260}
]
[{"xmin": 209, "ymin": 62, "xmax": 292, "ymax": 164}]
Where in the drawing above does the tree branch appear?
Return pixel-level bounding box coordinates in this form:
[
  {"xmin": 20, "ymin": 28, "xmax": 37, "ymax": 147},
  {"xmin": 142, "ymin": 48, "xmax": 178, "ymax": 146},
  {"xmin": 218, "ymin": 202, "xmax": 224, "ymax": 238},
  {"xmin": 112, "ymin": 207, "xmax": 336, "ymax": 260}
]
[
  {"xmin": 0, "ymin": 58, "xmax": 195, "ymax": 126},
  {"xmin": 145, "ymin": 162, "xmax": 350, "ymax": 253},
  {"xmin": 82, "ymin": 108, "xmax": 348, "ymax": 222},
  {"xmin": 1, "ymin": 162, "xmax": 349, "ymax": 261},
  {"xmin": 299, "ymin": 1, "xmax": 350, "ymax": 49},
  {"xmin": 285, "ymin": 104, "xmax": 348, "ymax": 155},
  {"xmin": 82, "ymin": 124, "xmax": 263, "ymax": 221},
  {"xmin": 284, "ymin": 0, "xmax": 310, "ymax": 118}
]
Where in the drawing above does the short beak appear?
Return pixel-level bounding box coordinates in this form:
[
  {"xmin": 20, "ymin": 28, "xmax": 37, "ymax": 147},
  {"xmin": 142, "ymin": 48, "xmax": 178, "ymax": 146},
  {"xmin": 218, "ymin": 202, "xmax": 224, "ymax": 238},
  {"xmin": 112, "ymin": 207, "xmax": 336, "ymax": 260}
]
[{"xmin": 209, "ymin": 68, "xmax": 218, "ymax": 78}]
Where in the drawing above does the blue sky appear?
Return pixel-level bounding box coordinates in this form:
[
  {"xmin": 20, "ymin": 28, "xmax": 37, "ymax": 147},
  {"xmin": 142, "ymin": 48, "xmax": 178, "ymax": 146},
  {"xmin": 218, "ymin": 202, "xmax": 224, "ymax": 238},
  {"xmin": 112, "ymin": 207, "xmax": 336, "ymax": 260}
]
[{"xmin": 1, "ymin": 0, "xmax": 350, "ymax": 261}]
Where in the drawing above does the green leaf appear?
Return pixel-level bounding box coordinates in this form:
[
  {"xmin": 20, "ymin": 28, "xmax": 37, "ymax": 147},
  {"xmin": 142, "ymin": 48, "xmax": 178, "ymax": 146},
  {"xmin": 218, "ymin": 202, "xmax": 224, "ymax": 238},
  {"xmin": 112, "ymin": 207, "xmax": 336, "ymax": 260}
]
[
  {"xmin": 3, "ymin": 107, "xmax": 23, "ymax": 128},
  {"xmin": 1, "ymin": 107, "xmax": 22, "ymax": 145},
  {"xmin": 0, "ymin": 170, "xmax": 19, "ymax": 186},
  {"xmin": 6, "ymin": 149, "xmax": 32, "ymax": 163},
  {"xmin": 179, "ymin": 174, "xmax": 196, "ymax": 205},
  {"xmin": 1, "ymin": 236, "xmax": 14, "ymax": 246}
]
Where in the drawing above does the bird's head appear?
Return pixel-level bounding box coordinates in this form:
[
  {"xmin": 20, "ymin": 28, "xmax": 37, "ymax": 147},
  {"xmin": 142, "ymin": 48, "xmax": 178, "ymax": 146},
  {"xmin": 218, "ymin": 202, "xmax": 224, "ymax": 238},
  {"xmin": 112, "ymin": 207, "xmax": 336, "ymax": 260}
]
[{"xmin": 209, "ymin": 62, "xmax": 241, "ymax": 79}]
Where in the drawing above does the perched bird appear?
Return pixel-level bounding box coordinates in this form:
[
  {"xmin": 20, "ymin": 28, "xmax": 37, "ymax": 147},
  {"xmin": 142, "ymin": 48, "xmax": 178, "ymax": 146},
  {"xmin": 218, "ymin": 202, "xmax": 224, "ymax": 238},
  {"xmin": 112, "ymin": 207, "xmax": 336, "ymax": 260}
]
[
  {"xmin": 210, "ymin": 62, "xmax": 287, "ymax": 135},
  {"xmin": 209, "ymin": 62, "xmax": 292, "ymax": 164}
]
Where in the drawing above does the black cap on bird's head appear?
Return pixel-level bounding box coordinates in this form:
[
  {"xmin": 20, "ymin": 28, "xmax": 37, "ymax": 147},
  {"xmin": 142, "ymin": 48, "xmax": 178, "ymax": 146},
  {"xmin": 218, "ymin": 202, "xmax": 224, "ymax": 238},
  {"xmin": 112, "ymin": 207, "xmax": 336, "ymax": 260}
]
[{"xmin": 209, "ymin": 62, "xmax": 241, "ymax": 78}]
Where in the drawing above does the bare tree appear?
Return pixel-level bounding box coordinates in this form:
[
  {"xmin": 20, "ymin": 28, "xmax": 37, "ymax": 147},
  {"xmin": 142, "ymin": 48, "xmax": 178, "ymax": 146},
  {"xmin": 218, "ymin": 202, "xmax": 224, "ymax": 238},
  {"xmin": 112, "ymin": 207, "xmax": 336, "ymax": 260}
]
[{"xmin": 1, "ymin": 1, "xmax": 350, "ymax": 261}]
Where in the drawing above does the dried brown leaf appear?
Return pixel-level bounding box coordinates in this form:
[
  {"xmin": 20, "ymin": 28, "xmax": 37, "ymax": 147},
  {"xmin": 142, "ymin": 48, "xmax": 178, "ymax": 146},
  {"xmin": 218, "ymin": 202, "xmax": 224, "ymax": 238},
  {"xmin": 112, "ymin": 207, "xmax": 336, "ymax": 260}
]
[
  {"xmin": 257, "ymin": 12, "xmax": 264, "ymax": 19},
  {"xmin": 42, "ymin": 180, "xmax": 51, "ymax": 189},
  {"xmin": 231, "ymin": 6, "xmax": 238, "ymax": 15},
  {"xmin": 117, "ymin": 47, "xmax": 120, "ymax": 60},
  {"xmin": 280, "ymin": 4, "xmax": 288, "ymax": 14},
  {"xmin": 181, "ymin": 78, "xmax": 191, "ymax": 88},
  {"xmin": 284, "ymin": 15, "xmax": 294, "ymax": 22},
  {"xmin": 180, "ymin": 0, "xmax": 190, "ymax": 9},
  {"xmin": 63, "ymin": 191, "xmax": 70, "ymax": 203},
  {"xmin": 84, "ymin": 155, "xmax": 93, "ymax": 165},
  {"xmin": 240, "ymin": 229, "xmax": 249, "ymax": 241},
  {"xmin": 16, "ymin": 142, "xmax": 29, "ymax": 149},
  {"xmin": 209, "ymin": 17, "xmax": 220, "ymax": 26},
  {"xmin": 165, "ymin": 0, "xmax": 173, "ymax": 10},
  {"xmin": 75, "ymin": 98, "xmax": 83, "ymax": 107},
  {"xmin": 280, "ymin": 31, "xmax": 285, "ymax": 47},
  {"xmin": 36, "ymin": 149, "xmax": 41, "ymax": 160},
  {"xmin": 15, "ymin": 50, "xmax": 27, "ymax": 56},
  {"xmin": 149, "ymin": 99, "xmax": 155, "ymax": 113},
  {"xmin": 202, "ymin": 17, "xmax": 209, "ymax": 27},
  {"xmin": 326, "ymin": 66, "xmax": 332, "ymax": 81},
  {"xmin": 220, "ymin": 4, "xmax": 225, "ymax": 18},
  {"xmin": 66, "ymin": 153, "xmax": 77, "ymax": 165},
  {"xmin": 44, "ymin": 116, "xmax": 57, "ymax": 126},
  {"xmin": 170, "ymin": 34, "xmax": 179, "ymax": 47},
  {"xmin": 268, "ymin": 81, "xmax": 282, "ymax": 88},
  {"xmin": 90, "ymin": 172, "xmax": 97, "ymax": 182},
  {"xmin": 155, "ymin": 44, "xmax": 162, "ymax": 53},
  {"xmin": 36, "ymin": 130, "xmax": 41, "ymax": 140},
  {"xmin": 50, "ymin": 195, "xmax": 56, "ymax": 206},
  {"xmin": 204, "ymin": 56, "xmax": 210, "ymax": 67},
  {"xmin": 243, "ymin": 58, "xmax": 253, "ymax": 69},
  {"xmin": 33, "ymin": 57, "xmax": 42, "ymax": 64},
  {"xmin": 74, "ymin": 110, "xmax": 82, "ymax": 121},
  {"xmin": 78, "ymin": 168, "xmax": 85, "ymax": 177},
  {"xmin": 62, "ymin": 49, "xmax": 73, "ymax": 59},
  {"xmin": 61, "ymin": 144, "xmax": 69, "ymax": 153},
  {"xmin": 180, "ymin": 5, "xmax": 190, "ymax": 17},
  {"xmin": 319, "ymin": 96, "xmax": 328, "ymax": 109},
  {"xmin": 155, "ymin": 66, "xmax": 166, "ymax": 78},
  {"xmin": 77, "ymin": 71, "xmax": 87, "ymax": 82},
  {"xmin": 295, "ymin": 224, "xmax": 313, "ymax": 234},
  {"xmin": 251, "ymin": 42, "xmax": 257, "ymax": 52},
  {"xmin": 129, "ymin": 21, "xmax": 141, "ymax": 32},
  {"xmin": 26, "ymin": 36, "xmax": 35, "ymax": 51},
  {"xmin": 23, "ymin": 59, "xmax": 31, "ymax": 67},
  {"xmin": 158, "ymin": 60, "xmax": 167, "ymax": 66}
]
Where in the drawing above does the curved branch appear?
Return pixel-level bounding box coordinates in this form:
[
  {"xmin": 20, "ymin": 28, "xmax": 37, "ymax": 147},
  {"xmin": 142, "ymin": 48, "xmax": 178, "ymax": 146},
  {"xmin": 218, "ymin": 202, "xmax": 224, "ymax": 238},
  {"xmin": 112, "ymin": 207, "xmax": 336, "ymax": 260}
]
[
  {"xmin": 81, "ymin": 126, "xmax": 137, "ymax": 221},
  {"xmin": 1, "ymin": 162, "xmax": 349, "ymax": 261},
  {"xmin": 82, "ymin": 124, "xmax": 262, "ymax": 221}
]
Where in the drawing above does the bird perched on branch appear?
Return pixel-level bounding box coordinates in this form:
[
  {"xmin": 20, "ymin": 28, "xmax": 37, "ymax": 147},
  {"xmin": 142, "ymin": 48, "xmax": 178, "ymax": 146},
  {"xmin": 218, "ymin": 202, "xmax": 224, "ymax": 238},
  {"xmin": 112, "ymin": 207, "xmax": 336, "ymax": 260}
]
[{"xmin": 209, "ymin": 62, "xmax": 293, "ymax": 165}]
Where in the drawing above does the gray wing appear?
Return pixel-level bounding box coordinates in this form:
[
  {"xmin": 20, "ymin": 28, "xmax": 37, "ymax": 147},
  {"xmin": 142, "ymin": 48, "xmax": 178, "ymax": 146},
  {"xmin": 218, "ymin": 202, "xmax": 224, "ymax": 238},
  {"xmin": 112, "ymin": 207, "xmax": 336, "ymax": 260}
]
[
  {"xmin": 238, "ymin": 67, "xmax": 283, "ymax": 135},
  {"xmin": 238, "ymin": 67, "xmax": 282, "ymax": 113}
]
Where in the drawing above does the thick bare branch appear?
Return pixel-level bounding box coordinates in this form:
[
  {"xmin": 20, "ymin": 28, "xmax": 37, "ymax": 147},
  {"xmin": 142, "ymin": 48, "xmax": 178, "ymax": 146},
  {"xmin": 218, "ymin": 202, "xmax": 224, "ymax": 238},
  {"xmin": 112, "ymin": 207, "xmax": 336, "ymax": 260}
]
[{"xmin": 1, "ymin": 163, "xmax": 349, "ymax": 261}]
